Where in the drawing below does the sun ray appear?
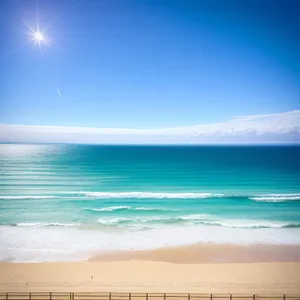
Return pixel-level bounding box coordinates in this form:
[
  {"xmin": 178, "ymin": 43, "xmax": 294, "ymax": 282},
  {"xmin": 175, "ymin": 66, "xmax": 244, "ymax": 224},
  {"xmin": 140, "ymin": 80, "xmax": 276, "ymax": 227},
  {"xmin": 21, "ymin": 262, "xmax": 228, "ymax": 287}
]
[{"xmin": 21, "ymin": 17, "xmax": 35, "ymax": 34}]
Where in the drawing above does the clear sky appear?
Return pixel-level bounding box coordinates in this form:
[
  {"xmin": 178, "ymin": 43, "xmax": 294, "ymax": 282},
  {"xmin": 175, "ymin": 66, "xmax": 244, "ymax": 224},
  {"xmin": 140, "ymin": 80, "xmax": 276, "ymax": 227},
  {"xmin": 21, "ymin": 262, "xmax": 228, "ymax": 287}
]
[{"xmin": 1, "ymin": 0, "xmax": 300, "ymax": 143}]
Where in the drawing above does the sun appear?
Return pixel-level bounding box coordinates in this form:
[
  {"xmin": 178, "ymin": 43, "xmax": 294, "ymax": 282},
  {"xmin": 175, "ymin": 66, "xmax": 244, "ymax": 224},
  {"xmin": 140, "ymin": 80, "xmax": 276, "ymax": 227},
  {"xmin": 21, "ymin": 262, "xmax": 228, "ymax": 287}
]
[
  {"xmin": 29, "ymin": 29, "xmax": 52, "ymax": 51},
  {"xmin": 23, "ymin": 18, "xmax": 52, "ymax": 49},
  {"xmin": 32, "ymin": 31, "xmax": 45, "ymax": 43}
]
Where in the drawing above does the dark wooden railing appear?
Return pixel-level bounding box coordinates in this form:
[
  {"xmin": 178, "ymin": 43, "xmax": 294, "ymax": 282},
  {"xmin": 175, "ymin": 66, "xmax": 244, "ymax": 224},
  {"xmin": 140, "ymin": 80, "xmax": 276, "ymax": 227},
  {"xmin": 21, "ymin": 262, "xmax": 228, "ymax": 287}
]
[{"xmin": 0, "ymin": 293, "xmax": 299, "ymax": 300}]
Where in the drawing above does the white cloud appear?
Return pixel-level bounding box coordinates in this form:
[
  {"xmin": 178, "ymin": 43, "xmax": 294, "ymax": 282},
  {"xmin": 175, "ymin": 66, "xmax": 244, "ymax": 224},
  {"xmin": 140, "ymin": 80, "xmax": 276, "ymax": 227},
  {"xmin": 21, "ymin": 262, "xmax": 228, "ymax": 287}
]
[{"xmin": 0, "ymin": 110, "xmax": 300, "ymax": 144}]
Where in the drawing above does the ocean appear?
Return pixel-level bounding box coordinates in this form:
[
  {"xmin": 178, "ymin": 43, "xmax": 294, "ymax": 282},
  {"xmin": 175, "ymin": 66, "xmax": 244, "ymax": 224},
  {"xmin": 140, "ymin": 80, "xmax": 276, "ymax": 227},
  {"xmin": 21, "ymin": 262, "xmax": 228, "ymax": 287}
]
[{"xmin": 0, "ymin": 143, "xmax": 300, "ymax": 262}]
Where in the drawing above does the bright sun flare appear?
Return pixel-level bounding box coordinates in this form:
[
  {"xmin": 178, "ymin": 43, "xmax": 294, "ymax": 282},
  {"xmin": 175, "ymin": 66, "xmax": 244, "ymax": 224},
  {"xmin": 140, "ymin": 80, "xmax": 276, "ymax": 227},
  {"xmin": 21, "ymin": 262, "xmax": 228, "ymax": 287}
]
[{"xmin": 33, "ymin": 31, "xmax": 44, "ymax": 42}]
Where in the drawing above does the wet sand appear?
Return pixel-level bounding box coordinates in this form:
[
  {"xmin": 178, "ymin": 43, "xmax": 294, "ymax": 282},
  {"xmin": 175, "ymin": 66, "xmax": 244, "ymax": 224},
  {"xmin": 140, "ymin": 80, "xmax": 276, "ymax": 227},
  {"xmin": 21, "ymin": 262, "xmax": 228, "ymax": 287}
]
[{"xmin": 89, "ymin": 244, "xmax": 300, "ymax": 264}]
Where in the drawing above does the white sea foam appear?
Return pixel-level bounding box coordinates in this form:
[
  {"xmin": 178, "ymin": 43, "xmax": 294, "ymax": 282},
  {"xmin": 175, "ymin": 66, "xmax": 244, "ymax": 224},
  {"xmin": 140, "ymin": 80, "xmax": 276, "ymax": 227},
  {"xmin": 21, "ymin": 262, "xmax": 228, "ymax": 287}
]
[
  {"xmin": 77, "ymin": 192, "xmax": 224, "ymax": 199},
  {"xmin": 86, "ymin": 206, "xmax": 165, "ymax": 212},
  {"xmin": 200, "ymin": 220, "xmax": 300, "ymax": 228},
  {"xmin": 88, "ymin": 206, "xmax": 131, "ymax": 212},
  {"xmin": 1, "ymin": 223, "xmax": 300, "ymax": 262},
  {"xmin": 0, "ymin": 196, "xmax": 56, "ymax": 200},
  {"xmin": 179, "ymin": 214, "xmax": 212, "ymax": 221},
  {"xmin": 3, "ymin": 192, "xmax": 300, "ymax": 202},
  {"xmin": 96, "ymin": 214, "xmax": 210, "ymax": 225},
  {"xmin": 97, "ymin": 218, "xmax": 129, "ymax": 226},
  {"xmin": 250, "ymin": 194, "xmax": 300, "ymax": 202},
  {"xmin": 15, "ymin": 222, "xmax": 79, "ymax": 228},
  {"xmin": 94, "ymin": 214, "xmax": 299, "ymax": 229},
  {"xmin": 135, "ymin": 207, "xmax": 163, "ymax": 211}
]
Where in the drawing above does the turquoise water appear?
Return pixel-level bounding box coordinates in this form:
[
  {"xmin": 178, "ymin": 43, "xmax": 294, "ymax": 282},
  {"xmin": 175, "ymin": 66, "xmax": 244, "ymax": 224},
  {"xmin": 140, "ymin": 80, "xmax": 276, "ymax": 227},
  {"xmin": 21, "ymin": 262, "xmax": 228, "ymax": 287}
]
[{"xmin": 0, "ymin": 143, "xmax": 300, "ymax": 262}]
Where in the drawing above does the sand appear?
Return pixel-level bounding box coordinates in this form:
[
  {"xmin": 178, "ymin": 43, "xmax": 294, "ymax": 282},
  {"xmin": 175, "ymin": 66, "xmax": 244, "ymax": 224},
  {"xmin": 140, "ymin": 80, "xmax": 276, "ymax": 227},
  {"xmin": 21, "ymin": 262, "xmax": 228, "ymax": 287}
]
[
  {"xmin": 89, "ymin": 244, "xmax": 300, "ymax": 264},
  {"xmin": 1, "ymin": 261, "xmax": 300, "ymax": 293},
  {"xmin": 1, "ymin": 245, "xmax": 300, "ymax": 294}
]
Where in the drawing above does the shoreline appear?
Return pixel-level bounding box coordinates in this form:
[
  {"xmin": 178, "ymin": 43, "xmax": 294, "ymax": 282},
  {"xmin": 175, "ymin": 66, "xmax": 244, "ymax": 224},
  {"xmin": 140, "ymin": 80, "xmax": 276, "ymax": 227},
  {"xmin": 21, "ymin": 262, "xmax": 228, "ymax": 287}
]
[
  {"xmin": 1, "ymin": 244, "xmax": 300, "ymax": 293},
  {"xmin": 89, "ymin": 244, "xmax": 300, "ymax": 264}
]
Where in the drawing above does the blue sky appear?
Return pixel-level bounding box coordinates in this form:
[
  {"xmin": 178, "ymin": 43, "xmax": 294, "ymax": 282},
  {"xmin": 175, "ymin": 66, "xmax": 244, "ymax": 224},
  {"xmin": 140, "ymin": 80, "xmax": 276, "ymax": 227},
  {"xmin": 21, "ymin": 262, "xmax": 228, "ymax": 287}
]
[{"xmin": 1, "ymin": 0, "xmax": 300, "ymax": 143}]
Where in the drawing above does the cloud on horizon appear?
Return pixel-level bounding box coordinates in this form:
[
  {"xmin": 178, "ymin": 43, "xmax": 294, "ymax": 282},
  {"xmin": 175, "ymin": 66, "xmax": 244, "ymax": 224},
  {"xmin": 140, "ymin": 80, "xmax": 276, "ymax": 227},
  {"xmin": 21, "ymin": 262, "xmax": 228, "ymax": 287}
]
[{"xmin": 1, "ymin": 110, "xmax": 300, "ymax": 144}]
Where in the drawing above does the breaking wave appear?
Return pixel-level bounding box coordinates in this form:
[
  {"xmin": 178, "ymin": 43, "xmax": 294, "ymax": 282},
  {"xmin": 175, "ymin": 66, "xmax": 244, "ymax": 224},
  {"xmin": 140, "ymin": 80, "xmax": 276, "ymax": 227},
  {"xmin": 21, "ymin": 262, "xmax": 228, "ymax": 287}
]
[
  {"xmin": 85, "ymin": 206, "xmax": 166, "ymax": 212},
  {"xmin": 0, "ymin": 196, "xmax": 56, "ymax": 200},
  {"xmin": 250, "ymin": 194, "xmax": 300, "ymax": 202},
  {"xmin": 96, "ymin": 214, "xmax": 300, "ymax": 229},
  {"xmin": 11, "ymin": 222, "xmax": 80, "ymax": 228},
  {"xmin": 2, "ymin": 192, "xmax": 300, "ymax": 202},
  {"xmin": 76, "ymin": 192, "xmax": 224, "ymax": 199}
]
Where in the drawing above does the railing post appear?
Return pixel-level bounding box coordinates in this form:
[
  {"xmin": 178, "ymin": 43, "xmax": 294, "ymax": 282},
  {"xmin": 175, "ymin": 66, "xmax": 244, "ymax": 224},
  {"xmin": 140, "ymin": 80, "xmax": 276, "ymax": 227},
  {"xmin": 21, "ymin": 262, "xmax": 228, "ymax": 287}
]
[
  {"xmin": 283, "ymin": 295, "xmax": 285, "ymax": 300},
  {"xmin": 129, "ymin": 293, "xmax": 131, "ymax": 300},
  {"xmin": 70, "ymin": 292, "xmax": 72, "ymax": 300},
  {"xmin": 6, "ymin": 293, "xmax": 8, "ymax": 300},
  {"xmin": 210, "ymin": 294, "xmax": 213, "ymax": 300},
  {"xmin": 188, "ymin": 294, "xmax": 190, "ymax": 300},
  {"xmin": 72, "ymin": 293, "xmax": 75, "ymax": 300},
  {"xmin": 109, "ymin": 293, "xmax": 112, "ymax": 300},
  {"xmin": 29, "ymin": 293, "xmax": 31, "ymax": 300},
  {"xmin": 164, "ymin": 294, "xmax": 166, "ymax": 300},
  {"xmin": 230, "ymin": 295, "xmax": 232, "ymax": 300},
  {"xmin": 146, "ymin": 293, "xmax": 148, "ymax": 300},
  {"xmin": 50, "ymin": 293, "xmax": 52, "ymax": 300},
  {"xmin": 253, "ymin": 295, "xmax": 255, "ymax": 300}
]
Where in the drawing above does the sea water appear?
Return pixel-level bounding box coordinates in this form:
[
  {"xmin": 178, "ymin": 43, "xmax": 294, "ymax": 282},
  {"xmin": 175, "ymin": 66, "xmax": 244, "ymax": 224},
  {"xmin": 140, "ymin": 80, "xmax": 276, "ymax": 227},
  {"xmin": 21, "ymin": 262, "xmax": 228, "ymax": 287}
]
[{"xmin": 0, "ymin": 143, "xmax": 300, "ymax": 262}]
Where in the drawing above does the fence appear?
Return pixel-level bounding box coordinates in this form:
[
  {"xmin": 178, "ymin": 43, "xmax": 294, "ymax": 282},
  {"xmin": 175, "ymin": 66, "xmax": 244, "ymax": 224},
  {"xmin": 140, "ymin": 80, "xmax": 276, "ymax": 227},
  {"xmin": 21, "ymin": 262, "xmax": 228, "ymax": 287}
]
[{"xmin": 0, "ymin": 293, "xmax": 300, "ymax": 300}]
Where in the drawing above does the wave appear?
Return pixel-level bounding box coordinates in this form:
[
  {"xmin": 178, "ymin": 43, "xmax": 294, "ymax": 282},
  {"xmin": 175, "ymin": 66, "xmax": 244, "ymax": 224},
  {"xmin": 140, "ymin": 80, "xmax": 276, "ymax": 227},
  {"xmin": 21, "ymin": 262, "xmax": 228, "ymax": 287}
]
[
  {"xmin": 96, "ymin": 215, "xmax": 208, "ymax": 227},
  {"xmin": 96, "ymin": 214, "xmax": 300, "ymax": 229},
  {"xmin": 13, "ymin": 222, "xmax": 79, "ymax": 228},
  {"xmin": 72, "ymin": 191, "xmax": 300, "ymax": 202},
  {"xmin": 2, "ymin": 216, "xmax": 300, "ymax": 230},
  {"xmin": 2, "ymin": 192, "xmax": 300, "ymax": 202},
  {"xmin": 77, "ymin": 192, "xmax": 224, "ymax": 199},
  {"xmin": 250, "ymin": 194, "xmax": 300, "ymax": 202},
  {"xmin": 0, "ymin": 196, "xmax": 56, "ymax": 200},
  {"xmin": 97, "ymin": 218, "xmax": 130, "ymax": 226},
  {"xmin": 85, "ymin": 206, "xmax": 165, "ymax": 212},
  {"xmin": 200, "ymin": 220, "xmax": 300, "ymax": 229},
  {"xmin": 87, "ymin": 206, "xmax": 131, "ymax": 212},
  {"xmin": 135, "ymin": 207, "xmax": 163, "ymax": 211}
]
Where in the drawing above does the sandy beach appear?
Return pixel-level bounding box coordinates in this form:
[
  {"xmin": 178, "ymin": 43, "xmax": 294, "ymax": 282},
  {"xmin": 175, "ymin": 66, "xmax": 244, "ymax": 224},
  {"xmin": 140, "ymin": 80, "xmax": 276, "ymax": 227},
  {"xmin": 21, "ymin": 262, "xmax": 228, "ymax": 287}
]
[
  {"xmin": 89, "ymin": 244, "xmax": 300, "ymax": 264},
  {"xmin": 1, "ymin": 245, "xmax": 300, "ymax": 294}
]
